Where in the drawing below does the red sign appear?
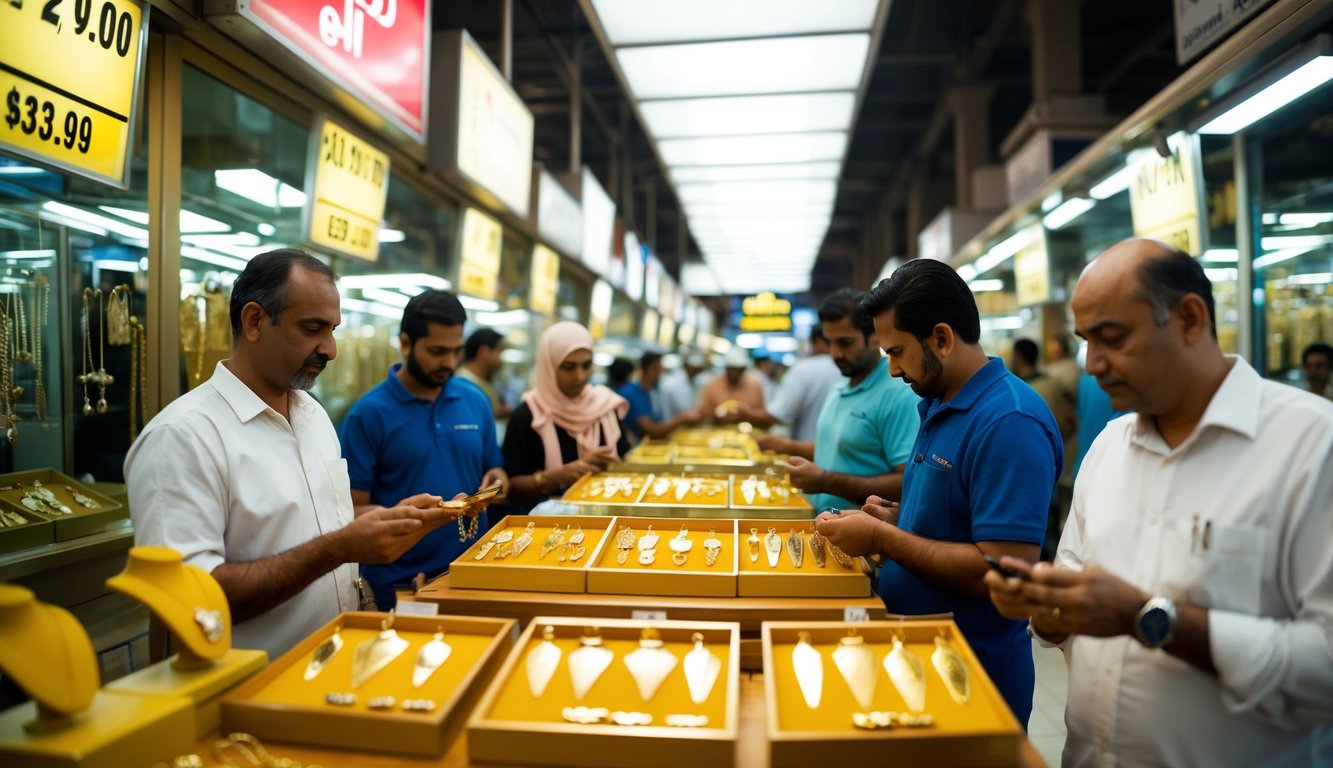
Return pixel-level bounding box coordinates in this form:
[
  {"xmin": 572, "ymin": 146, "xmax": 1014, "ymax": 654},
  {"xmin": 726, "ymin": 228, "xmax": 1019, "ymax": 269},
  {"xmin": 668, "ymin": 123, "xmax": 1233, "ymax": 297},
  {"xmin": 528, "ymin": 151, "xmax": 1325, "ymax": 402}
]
[{"xmin": 235, "ymin": 0, "xmax": 427, "ymax": 142}]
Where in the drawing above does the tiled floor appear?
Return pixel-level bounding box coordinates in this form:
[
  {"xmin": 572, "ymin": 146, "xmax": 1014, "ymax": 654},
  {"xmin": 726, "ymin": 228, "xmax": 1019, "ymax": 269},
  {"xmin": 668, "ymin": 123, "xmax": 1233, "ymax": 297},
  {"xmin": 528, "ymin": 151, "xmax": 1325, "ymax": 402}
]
[{"xmin": 1029, "ymin": 638, "xmax": 1069, "ymax": 767}]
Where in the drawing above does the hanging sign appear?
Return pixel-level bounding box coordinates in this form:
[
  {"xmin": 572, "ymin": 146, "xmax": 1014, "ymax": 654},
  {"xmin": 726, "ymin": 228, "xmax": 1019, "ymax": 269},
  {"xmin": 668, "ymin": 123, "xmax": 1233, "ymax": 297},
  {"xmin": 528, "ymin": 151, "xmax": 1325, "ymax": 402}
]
[
  {"xmin": 305, "ymin": 117, "xmax": 389, "ymax": 261},
  {"xmin": 1129, "ymin": 134, "xmax": 1205, "ymax": 255},
  {"xmin": 458, "ymin": 207, "xmax": 502, "ymax": 301},
  {"xmin": 0, "ymin": 0, "xmax": 149, "ymax": 187},
  {"xmin": 530, "ymin": 243, "xmax": 560, "ymax": 316},
  {"xmin": 740, "ymin": 291, "xmax": 792, "ymax": 332},
  {"xmin": 1013, "ymin": 225, "xmax": 1050, "ymax": 307}
]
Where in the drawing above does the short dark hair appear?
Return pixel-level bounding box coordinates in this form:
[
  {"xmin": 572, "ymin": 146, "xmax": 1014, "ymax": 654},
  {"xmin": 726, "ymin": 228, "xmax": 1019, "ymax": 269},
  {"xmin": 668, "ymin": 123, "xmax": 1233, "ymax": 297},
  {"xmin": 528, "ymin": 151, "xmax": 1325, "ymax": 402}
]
[
  {"xmin": 860, "ymin": 259, "xmax": 980, "ymax": 344},
  {"xmin": 818, "ymin": 288, "xmax": 874, "ymax": 338},
  {"xmin": 230, "ymin": 248, "xmax": 337, "ymax": 337},
  {"xmin": 465, "ymin": 328, "xmax": 504, "ymax": 361},
  {"xmin": 641, "ymin": 351, "xmax": 663, "ymax": 371},
  {"xmin": 1133, "ymin": 246, "xmax": 1216, "ymax": 338},
  {"xmin": 810, "ymin": 322, "xmax": 825, "ymax": 343},
  {"xmin": 608, "ymin": 357, "xmax": 635, "ymax": 387},
  {"xmin": 401, "ymin": 290, "xmax": 466, "ymax": 343},
  {"xmin": 1303, "ymin": 341, "xmax": 1333, "ymax": 367},
  {"xmin": 1013, "ymin": 338, "xmax": 1040, "ymax": 368}
]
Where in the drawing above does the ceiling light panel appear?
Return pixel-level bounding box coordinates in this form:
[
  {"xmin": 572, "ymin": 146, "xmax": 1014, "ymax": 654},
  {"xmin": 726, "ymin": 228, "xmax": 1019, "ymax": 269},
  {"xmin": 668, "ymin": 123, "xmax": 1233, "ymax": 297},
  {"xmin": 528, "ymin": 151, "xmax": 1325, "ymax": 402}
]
[
  {"xmin": 683, "ymin": 201, "xmax": 834, "ymax": 219},
  {"xmin": 617, "ymin": 35, "xmax": 870, "ymax": 99},
  {"xmin": 641, "ymin": 93, "xmax": 856, "ymax": 138},
  {"xmin": 661, "ymin": 132, "xmax": 847, "ymax": 167},
  {"xmin": 677, "ymin": 179, "xmax": 837, "ymax": 207},
  {"xmin": 671, "ymin": 162, "xmax": 841, "ymax": 185},
  {"xmin": 589, "ymin": 0, "xmax": 877, "ymax": 45}
]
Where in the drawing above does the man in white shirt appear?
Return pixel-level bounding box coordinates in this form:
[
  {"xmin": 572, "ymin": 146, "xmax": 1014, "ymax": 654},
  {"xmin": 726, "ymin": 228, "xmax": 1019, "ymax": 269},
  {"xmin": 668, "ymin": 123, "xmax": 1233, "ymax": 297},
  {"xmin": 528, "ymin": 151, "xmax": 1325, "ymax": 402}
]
[
  {"xmin": 986, "ymin": 239, "xmax": 1333, "ymax": 767},
  {"xmin": 126, "ymin": 249, "xmax": 447, "ymax": 658},
  {"xmin": 659, "ymin": 352, "xmax": 706, "ymax": 421},
  {"xmin": 746, "ymin": 323, "xmax": 841, "ymax": 443}
]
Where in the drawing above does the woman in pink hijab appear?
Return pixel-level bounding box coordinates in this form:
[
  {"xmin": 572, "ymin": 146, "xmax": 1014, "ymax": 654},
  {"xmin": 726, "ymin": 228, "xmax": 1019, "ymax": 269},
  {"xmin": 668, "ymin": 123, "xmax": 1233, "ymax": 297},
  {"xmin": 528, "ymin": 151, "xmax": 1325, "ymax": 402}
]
[{"xmin": 503, "ymin": 321, "xmax": 629, "ymax": 507}]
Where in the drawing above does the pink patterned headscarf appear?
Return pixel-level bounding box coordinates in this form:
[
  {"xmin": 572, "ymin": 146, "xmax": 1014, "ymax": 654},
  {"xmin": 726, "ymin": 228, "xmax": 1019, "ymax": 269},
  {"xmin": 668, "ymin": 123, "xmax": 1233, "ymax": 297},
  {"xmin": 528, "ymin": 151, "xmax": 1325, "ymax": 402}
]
[{"xmin": 522, "ymin": 321, "xmax": 628, "ymax": 472}]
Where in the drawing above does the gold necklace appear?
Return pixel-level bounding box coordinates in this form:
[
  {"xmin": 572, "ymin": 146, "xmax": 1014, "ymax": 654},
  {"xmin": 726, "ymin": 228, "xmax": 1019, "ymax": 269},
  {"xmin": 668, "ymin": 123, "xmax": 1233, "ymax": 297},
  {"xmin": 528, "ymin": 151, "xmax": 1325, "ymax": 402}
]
[
  {"xmin": 31, "ymin": 274, "xmax": 49, "ymax": 420},
  {"xmin": 129, "ymin": 315, "xmax": 147, "ymax": 440},
  {"xmin": 12, "ymin": 276, "xmax": 30, "ymax": 363},
  {"xmin": 79, "ymin": 288, "xmax": 96, "ymax": 415},
  {"xmin": 106, "ymin": 285, "xmax": 131, "ymax": 345},
  {"xmin": 95, "ymin": 287, "xmax": 111, "ymax": 413},
  {"xmin": 0, "ymin": 304, "xmax": 16, "ymax": 444}
]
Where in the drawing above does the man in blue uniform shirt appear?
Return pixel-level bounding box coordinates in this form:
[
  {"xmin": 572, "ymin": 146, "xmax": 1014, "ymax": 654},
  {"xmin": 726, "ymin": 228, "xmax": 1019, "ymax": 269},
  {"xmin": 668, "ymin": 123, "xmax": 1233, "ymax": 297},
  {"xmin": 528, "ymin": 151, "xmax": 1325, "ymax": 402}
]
[
  {"xmin": 341, "ymin": 290, "xmax": 508, "ymax": 609},
  {"xmin": 617, "ymin": 351, "xmax": 701, "ymax": 441},
  {"xmin": 815, "ymin": 259, "xmax": 1062, "ymax": 727}
]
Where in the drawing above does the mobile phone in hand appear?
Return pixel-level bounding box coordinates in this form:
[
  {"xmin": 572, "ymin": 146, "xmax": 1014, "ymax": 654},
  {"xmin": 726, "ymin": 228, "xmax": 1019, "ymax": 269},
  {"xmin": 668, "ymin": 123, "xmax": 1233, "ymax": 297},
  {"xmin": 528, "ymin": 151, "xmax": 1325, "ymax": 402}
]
[
  {"xmin": 984, "ymin": 554, "xmax": 1027, "ymax": 580},
  {"xmin": 439, "ymin": 483, "xmax": 502, "ymax": 512}
]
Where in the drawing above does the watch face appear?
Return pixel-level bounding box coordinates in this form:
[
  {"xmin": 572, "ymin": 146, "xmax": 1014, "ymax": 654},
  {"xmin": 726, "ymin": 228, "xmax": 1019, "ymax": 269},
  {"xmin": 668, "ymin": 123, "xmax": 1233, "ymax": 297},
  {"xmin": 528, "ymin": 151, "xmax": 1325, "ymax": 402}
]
[{"xmin": 1141, "ymin": 607, "xmax": 1172, "ymax": 644}]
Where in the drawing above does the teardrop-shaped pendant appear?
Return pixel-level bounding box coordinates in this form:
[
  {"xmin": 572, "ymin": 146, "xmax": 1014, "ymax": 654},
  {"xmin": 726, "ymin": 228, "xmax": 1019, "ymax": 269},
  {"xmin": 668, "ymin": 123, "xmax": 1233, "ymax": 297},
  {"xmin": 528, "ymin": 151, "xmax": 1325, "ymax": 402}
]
[
  {"xmin": 351, "ymin": 619, "xmax": 411, "ymax": 689},
  {"xmin": 809, "ymin": 530, "xmax": 828, "ymax": 568},
  {"xmin": 832, "ymin": 631, "xmax": 876, "ymax": 710},
  {"xmin": 538, "ymin": 525, "xmax": 566, "ymax": 560},
  {"xmin": 931, "ymin": 636, "xmax": 970, "ymax": 705},
  {"xmin": 748, "ymin": 528, "xmax": 760, "ymax": 562},
  {"xmin": 412, "ymin": 630, "xmax": 452, "ymax": 688},
  {"xmin": 764, "ymin": 528, "xmax": 782, "ymax": 568},
  {"xmin": 304, "ymin": 627, "xmax": 343, "ymax": 681},
  {"xmin": 511, "ymin": 522, "xmax": 536, "ymax": 557},
  {"xmin": 525, "ymin": 625, "xmax": 562, "ymax": 697},
  {"xmin": 568, "ymin": 628, "xmax": 614, "ymax": 701},
  {"xmin": 828, "ymin": 541, "xmax": 855, "ymax": 569},
  {"xmin": 792, "ymin": 631, "xmax": 824, "ymax": 709},
  {"xmin": 884, "ymin": 636, "xmax": 926, "ymax": 712},
  {"xmin": 683, "ymin": 632, "xmax": 721, "ymax": 705},
  {"xmin": 623, "ymin": 628, "xmax": 678, "ymax": 702},
  {"xmin": 786, "ymin": 530, "xmax": 804, "ymax": 568}
]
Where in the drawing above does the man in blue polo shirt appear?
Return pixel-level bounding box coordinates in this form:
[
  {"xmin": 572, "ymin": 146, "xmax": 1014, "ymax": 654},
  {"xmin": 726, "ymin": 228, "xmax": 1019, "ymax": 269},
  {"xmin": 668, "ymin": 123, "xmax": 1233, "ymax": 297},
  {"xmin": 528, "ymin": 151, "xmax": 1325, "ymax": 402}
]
[
  {"xmin": 815, "ymin": 259, "xmax": 1061, "ymax": 728},
  {"xmin": 617, "ymin": 351, "xmax": 702, "ymax": 442},
  {"xmin": 756, "ymin": 289, "xmax": 918, "ymax": 510},
  {"xmin": 341, "ymin": 290, "xmax": 508, "ymax": 609}
]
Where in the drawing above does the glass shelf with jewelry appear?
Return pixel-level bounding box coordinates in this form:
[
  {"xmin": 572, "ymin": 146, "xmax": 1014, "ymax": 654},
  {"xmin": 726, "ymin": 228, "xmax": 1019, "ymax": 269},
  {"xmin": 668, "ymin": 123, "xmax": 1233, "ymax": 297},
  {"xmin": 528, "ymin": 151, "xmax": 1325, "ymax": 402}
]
[
  {"xmin": 761, "ymin": 620, "xmax": 1024, "ymax": 768},
  {"xmin": 220, "ymin": 611, "xmax": 517, "ymax": 757},
  {"xmin": 0, "ymin": 467, "xmax": 124, "ymax": 543},
  {"xmin": 735, "ymin": 517, "xmax": 872, "ymax": 598},
  {"xmin": 468, "ymin": 616, "xmax": 741, "ymax": 768},
  {"xmin": 446, "ymin": 515, "xmax": 616, "ymax": 594},
  {"xmin": 585, "ymin": 517, "xmax": 738, "ymax": 598}
]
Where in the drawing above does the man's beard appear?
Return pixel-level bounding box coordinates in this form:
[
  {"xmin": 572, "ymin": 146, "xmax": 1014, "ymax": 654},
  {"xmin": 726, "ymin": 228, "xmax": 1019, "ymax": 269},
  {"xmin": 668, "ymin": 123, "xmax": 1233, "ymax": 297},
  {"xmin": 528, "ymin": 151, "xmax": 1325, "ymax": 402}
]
[
  {"xmin": 290, "ymin": 354, "xmax": 329, "ymax": 390},
  {"xmin": 406, "ymin": 350, "xmax": 450, "ymax": 390},
  {"xmin": 904, "ymin": 342, "xmax": 944, "ymax": 398}
]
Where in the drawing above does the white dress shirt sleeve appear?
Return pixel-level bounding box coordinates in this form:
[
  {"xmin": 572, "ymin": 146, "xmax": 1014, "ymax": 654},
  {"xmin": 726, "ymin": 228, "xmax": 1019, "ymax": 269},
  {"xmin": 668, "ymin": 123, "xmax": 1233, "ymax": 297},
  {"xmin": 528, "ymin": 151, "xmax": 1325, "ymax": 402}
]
[{"xmin": 126, "ymin": 420, "xmax": 229, "ymax": 575}]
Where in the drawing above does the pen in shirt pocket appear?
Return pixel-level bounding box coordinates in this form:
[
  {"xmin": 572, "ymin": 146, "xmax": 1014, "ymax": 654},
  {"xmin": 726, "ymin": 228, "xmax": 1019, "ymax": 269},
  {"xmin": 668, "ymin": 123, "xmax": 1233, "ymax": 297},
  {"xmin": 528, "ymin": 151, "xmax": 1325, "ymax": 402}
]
[
  {"xmin": 1202, "ymin": 520, "xmax": 1213, "ymax": 551},
  {"xmin": 1191, "ymin": 514, "xmax": 1199, "ymax": 554}
]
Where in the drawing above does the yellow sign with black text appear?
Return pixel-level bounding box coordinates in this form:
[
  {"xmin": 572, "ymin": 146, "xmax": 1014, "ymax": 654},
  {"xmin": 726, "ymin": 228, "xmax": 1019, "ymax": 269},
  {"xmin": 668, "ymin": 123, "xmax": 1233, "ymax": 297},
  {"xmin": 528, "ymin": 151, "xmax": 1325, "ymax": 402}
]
[
  {"xmin": 1129, "ymin": 135, "xmax": 1204, "ymax": 255},
  {"xmin": 739, "ymin": 291, "xmax": 792, "ymax": 332},
  {"xmin": 459, "ymin": 207, "xmax": 502, "ymax": 301},
  {"xmin": 530, "ymin": 243, "xmax": 560, "ymax": 315},
  {"xmin": 307, "ymin": 118, "xmax": 390, "ymax": 262},
  {"xmin": 0, "ymin": 0, "xmax": 148, "ymax": 187}
]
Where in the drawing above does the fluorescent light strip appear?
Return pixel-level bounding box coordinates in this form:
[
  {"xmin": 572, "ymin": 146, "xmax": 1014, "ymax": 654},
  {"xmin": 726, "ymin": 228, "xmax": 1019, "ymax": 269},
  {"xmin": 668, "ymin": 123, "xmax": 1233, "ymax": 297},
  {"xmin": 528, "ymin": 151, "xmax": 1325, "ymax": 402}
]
[
  {"xmin": 1197, "ymin": 56, "xmax": 1333, "ymax": 135},
  {"xmin": 972, "ymin": 229, "xmax": 1035, "ymax": 275},
  {"xmin": 361, "ymin": 288, "xmax": 410, "ymax": 308},
  {"xmin": 968, "ymin": 279, "xmax": 1005, "ymax": 292},
  {"xmin": 1285, "ymin": 272, "xmax": 1332, "ymax": 285},
  {"xmin": 459, "ymin": 295, "xmax": 501, "ymax": 312},
  {"xmin": 1042, "ymin": 198, "xmax": 1095, "ymax": 230},
  {"xmin": 99, "ymin": 206, "xmax": 231, "ymax": 233},
  {"xmin": 1253, "ymin": 247, "xmax": 1318, "ymax": 270},
  {"xmin": 180, "ymin": 245, "xmax": 250, "ymax": 272},
  {"xmin": 661, "ymin": 132, "xmax": 847, "ymax": 166},
  {"xmin": 41, "ymin": 202, "xmax": 148, "ymax": 242},
  {"xmin": 677, "ymin": 179, "xmax": 838, "ymax": 206},
  {"xmin": 1089, "ymin": 165, "xmax": 1136, "ymax": 200},
  {"xmin": 339, "ymin": 297, "xmax": 405, "ymax": 321},
  {"xmin": 589, "ymin": 0, "xmax": 877, "ymax": 45},
  {"xmin": 671, "ymin": 162, "xmax": 841, "ymax": 184},
  {"xmin": 1202, "ymin": 249, "xmax": 1240, "ymax": 262},
  {"xmin": 341, "ymin": 273, "xmax": 453, "ymax": 291},
  {"xmin": 641, "ymin": 93, "xmax": 856, "ymax": 138},
  {"xmin": 214, "ymin": 169, "xmax": 306, "ymax": 208},
  {"xmin": 1204, "ymin": 268, "xmax": 1239, "ymax": 282}
]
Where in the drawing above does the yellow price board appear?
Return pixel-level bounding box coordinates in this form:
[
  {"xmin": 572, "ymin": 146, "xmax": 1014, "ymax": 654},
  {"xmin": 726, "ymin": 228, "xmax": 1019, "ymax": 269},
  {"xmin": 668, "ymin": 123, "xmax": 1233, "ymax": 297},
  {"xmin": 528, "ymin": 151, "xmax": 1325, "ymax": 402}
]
[
  {"xmin": 306, "ymin": 118, "xmax": 390, "ymax": 262},
  {"xmin": 530, "ymin": 243, "xmax": 560, "ymax": 315},
  {"xmin": 458, "ymin": 207, "xmax": 502, "ymax": 300},
  {"xmin": 0, "ymin": 0, "xmax": 148, "ymax": 187}
]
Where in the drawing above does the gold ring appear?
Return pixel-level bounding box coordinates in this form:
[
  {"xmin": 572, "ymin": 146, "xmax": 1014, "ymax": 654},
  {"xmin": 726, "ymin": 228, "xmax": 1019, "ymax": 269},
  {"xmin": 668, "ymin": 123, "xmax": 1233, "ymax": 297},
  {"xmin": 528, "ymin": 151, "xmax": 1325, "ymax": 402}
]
[{"xmin": 1049, "ymin": 606, "xmax": 1061, "ymax": 621}]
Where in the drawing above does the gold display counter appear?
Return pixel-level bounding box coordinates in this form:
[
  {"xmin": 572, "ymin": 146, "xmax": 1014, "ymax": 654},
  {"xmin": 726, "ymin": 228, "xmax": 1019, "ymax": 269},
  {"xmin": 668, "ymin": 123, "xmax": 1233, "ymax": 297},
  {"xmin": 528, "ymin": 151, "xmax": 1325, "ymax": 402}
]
[{"xmin": 188, "ymin": 674, "xmax": 1049, "ymax": 767}]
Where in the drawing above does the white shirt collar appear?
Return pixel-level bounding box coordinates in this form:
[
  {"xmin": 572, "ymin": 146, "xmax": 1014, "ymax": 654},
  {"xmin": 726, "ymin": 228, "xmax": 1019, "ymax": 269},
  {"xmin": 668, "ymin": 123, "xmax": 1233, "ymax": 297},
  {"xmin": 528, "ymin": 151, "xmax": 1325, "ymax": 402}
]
[
  {"xmin": 209, "ymin": 360, "xmax": 314, "ymax": 424},
  {"xmin": 1130, "ymin": 355, "xmax": 1260, "ymax": 455}
]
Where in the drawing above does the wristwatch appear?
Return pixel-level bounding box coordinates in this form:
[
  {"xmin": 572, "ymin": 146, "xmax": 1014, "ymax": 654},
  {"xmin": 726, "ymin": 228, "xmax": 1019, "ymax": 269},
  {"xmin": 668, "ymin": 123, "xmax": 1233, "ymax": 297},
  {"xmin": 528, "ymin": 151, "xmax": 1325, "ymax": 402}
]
[
  {"xmin": 352, "ymin": 577, "xmax": 375, "ymax": 610},
  {"xmin": 1133, "ymin": 596, "xmax": 1177, "ymax": 648}
]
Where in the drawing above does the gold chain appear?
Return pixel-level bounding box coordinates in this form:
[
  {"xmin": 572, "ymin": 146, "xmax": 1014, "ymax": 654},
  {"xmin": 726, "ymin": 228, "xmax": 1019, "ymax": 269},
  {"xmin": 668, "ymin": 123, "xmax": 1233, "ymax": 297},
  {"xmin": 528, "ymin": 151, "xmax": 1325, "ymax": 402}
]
[
  {"xmin": 130, "ymin": 315, "xmax": 148, "ymax": 440},
  {"xmin": 106, "ymin": 284, "xmax": 131, "ymax": 345},
  {"xmin": 80, "ymin": 288, "xmax": 95, "ymax": 416},
  {"xmin": 0, "ymin": 301, "xmax": 14, "ymax": 444},
  {"xmin": 95, "ymin": 286, "xmax": 110, "ymax": 413},
  {"xmin": 34, "ymin": 274, "xmax": 48, "ymax": 420}
]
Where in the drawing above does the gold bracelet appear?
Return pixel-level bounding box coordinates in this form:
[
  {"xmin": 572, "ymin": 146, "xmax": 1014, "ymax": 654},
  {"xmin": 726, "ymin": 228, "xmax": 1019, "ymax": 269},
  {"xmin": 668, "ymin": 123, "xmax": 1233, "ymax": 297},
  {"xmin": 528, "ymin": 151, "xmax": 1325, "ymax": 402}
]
[{"xmin": 533, "ymin": 470, "xmax": 550, "ymax": 494}]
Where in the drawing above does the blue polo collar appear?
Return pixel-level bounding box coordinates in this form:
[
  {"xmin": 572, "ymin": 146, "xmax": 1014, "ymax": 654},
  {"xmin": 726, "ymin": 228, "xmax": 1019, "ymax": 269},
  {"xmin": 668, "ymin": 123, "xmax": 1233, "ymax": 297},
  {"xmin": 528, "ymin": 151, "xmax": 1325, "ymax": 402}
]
[{"xmin": 925, "ymin": 356, "xmax": 1008, "ymax": 414}]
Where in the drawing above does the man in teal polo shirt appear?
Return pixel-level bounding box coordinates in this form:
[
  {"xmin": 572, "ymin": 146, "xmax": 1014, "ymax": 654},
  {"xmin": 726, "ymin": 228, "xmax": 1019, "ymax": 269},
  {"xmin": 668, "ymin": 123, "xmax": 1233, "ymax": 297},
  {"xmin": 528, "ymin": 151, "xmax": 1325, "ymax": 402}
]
[
  {"xmin": 814, "ymin": 260, "xmax": 1062, "ymax": 728},
  {"xmin": 341, "ymin": 291, "xmax": 508, "ymax": 608},
  {"xmin": 757, "ymin": 289, "xmax": 918, "ymax": 511}
]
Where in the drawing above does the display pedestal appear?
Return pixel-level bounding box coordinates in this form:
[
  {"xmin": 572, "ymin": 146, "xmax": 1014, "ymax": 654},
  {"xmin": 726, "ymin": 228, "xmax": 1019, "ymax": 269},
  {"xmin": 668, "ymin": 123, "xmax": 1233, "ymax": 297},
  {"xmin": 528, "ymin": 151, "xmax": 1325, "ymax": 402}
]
[
  {"xmin": 105, "ymin": 647, "xmax": 267, "ymax": 737},
  {"xmin": 0, "ymin": 691, "xmax": 193, "ymax": 768}
]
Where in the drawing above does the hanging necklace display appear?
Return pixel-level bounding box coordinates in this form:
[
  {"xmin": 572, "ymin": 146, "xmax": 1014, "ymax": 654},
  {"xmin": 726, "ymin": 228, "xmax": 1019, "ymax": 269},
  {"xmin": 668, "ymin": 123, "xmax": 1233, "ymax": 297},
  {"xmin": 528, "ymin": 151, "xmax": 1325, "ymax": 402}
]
[
  {"xmin": 748, "ymin": 528, "xmax": 760, "ymax": 562},
  {"xmin": 764, "ymin": 527, "xmax": 782, "ymax": 568},
  {"xmin": 884, "ymin": 635, "xmax": 926, "ymax": 712},
  {"xmin": 30, "ymin": 274, "xmax": 50, "ymax": 420},
  {"xmin": 828, "ymin": 541, "xmax": 855, "ymax": 569},
  {"xmin": 792, "ymin": 631, "xmax": 824, "ymax": 709},
  {"xmin": 786, "ymin": 529, "xmax": 804, "ymax": 568},
  {"xmin": 809, "ymin": 530, "xmax": 828, "ymax": 568},
  {"xmin": 525, "ymin": 625, "xmax": 562, "ymax": 697},
  {"xmin": 13, "ymin": 274, "xmax": 30, "ymax": 364},
  {"xmin": 78, "ymin": 289, "xmax": 97, "ymax": 415},
  {"xmin": 457, "ymin": 510, "xmax": 480, "ymax": 542},
  {"xmin": 538, "ymin": 524, "xmax": 566, "ymax": 559},
  {"xmin": 637, "ymin": 524, "xmax": 659, "ymax": 565},
  {"xmin": 351, "ymin": 615, "xmax": 410, "ymax": 688},
  {"xmin": 304, "ymin": 626, "xmax": 344, "ymax": 680},
  {"xmin": 106, "ymin": 284, "xmax": 131, "ymax": 345},
  {"xmin": 832, "ymin": 630, "xmax": 877, "ymax": 710},
  {"xmin": 94, "ymin": 288, "xmax": 111, "ymax": 413},
  {"xmin": 668, "ymin": 526, "xmax": 692, "ymax": 566},
  {"xmin": 0, "ymin": 300, "xmax": 16, "ymax": 444},
  {"xmin": 615, "ymin": 525, "xmax": 636, "ymax": 564},
  {"xmin": 682, "ymin": 632, "xmax": 721, "ymax": 705},
  {"xmin": 623, "ymin": 628, "xmax": 678, "ymax": 702},
  {"xmin": 412, "ymin": 629, "xmax": 452, "ymax": 688},
  {"xmin": 179, "ymin": 293, "xmax": 206, "ymax": 389},
  {"xmin": 568, "ymin": 627, "xmax": 613, "ymax": 701},
  {"xmin": 931, "ymin": 634, "xmax": 970, "ymax": 705},
  {"xmin": 703, "ymin": 529, "xmax": 721, "ymax": 567},
  {"xmin": 128, "ymin": 316, "xmax": 148, "ymax": 440}
]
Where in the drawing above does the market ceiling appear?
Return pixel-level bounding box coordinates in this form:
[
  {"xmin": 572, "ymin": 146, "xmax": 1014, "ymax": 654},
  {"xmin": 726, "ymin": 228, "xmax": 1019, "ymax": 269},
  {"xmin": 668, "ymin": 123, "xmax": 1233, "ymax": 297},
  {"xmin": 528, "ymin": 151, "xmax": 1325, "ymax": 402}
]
[{"xmin": 435, "ymin": 0, "xmax": 1185, "ymax": 303}]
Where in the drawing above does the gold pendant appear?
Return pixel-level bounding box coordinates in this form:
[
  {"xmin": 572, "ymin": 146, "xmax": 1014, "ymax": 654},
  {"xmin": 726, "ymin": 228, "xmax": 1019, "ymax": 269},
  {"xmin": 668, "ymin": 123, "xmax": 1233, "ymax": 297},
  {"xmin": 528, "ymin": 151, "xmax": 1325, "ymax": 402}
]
[
  {"xmin": 884, "ymin": 637, "xmax": 926, "ymax": 712},
  {"xmin": 538, "ymin": 525, "xmax": 566, "ymax": 560},
  {"xmin": 412, "ymin": 630, "xmax": 452, "ymax": 688},
  {"xmin": 764, "ymin": 527, "xmax": 781, "ymax": 568},
  {"xmin": 748, "ymin": 528, "xmax": 760, "ymax": 562},
  {"xmin": 703, "ymin": 530, "xmax": 721, "ymax": 567},
  {"xmin": 567, "ymin": 525, "xmax": 585, "ymax": 547},
  {"xmin": 195, "ymin": 608, "xmax": 224, "ymax": 643},
  {"xmin": 832, "ymin": 631, "xmax": 877, "ymax": 710},
  {"xmin": 525, "ymin": 625, "xmax": 562, "ymax": 697},
  {"xmin": 351, "ymin": 619, "xmax": 410, "ymax": 688},
  {"xmin": 786, "ymin": 530, "xmax": 804, "ymax": 568},
  {"xmin": 809, "ymin": 530, "xmax": 827, "ymax": 568},
  {"xmin": 651, "ymin": 476, "xmax": 670, "ymax": 498},
  {"xmin": 792, "ymin": 631, "xmax": 824, "ymax": 709},
  {"xmin": 931, "ymin": 636, "xmax": 970, "ymax": 705},
  {"xmin": 304, "ymin": 627, "xmax": 343, "ymax": 680},
  {"xmin": 474, "ymin": 541, "xmax": 496, "ymax": 560},
  {"xmin": 615, "ymin": 525, "xmax": 636, "ymax": 565},
  {"xmin": 511, "ymin": 522, "xmax": 536, "ymax": 557},
  {"xmin": 756, "ymin": 477, "xmax": 772, "ymax": 500},
  {"xmin": 683, "ymin": 632, "xmax": 721, "ymax": 705},
  {"xmin": 828, "ymin": 541, "xmax": 855, "ymax": 569},
  {"xmin": 673, "ymin": 478, "xmax": 690, "ymax": 502},
  {"xmin": 65, "ymin": 485, "xmax": 99, "ymax": 509},
  {"xmin": 623, "ymin": 628, "xmax": 678, "ymax": 702},
  {"xmin": 669, "ymin": 526, "xmax": 692, "ymax": 566},
  {"xmin": 740, "ymin": 477, "xmax": 756, "ymax": 505},
  {"xmin": 638, "ymin": 525, "xmax": 659, "ymax": 552},
  {"xmin": 568, "ymin": 628, "xmax": 614, "ymax": 701}
]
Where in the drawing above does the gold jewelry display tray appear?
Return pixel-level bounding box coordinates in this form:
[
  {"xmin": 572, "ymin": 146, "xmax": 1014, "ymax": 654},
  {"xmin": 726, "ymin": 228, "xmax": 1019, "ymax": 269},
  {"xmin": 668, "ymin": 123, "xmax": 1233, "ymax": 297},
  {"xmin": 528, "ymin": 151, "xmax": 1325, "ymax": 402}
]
[
  {"xmin": 561, "ymin": 471, "xmax": 811, "ymax": 519},
  {"xmin": 762, "ymin": 620, "xmax": 1023, "ymax": 767},
  {"xmin": 735, "ymin": 519, "xmax": 871, "ymax": 598},
  {"xmin": 585, "ymin": 518, "xmax": 739, "ymax": 598},
  {"xmin": 449, "ymin": 515, "xmax": 616, "ymax": 593},
  {"xmin": 0, "ymin": 506, "xmax": 54, "ymax": 556},
  {"xmin": 0, "ymin": 468, "xmax": 124, "ymax": 543},
  {"xmin": 468, "ymin": 616, "xmax": 741, "ymax": 768},
  {"xmin": 220, "ymin": 612, "xmax": 517, "ymax": 757}
]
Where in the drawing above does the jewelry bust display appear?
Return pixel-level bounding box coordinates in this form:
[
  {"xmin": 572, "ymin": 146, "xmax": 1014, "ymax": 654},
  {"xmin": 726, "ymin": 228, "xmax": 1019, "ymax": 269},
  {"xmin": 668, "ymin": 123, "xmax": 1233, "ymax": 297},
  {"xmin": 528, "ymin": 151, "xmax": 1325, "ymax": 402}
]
[{"xmin": 106, "ymin": 546, "xmax": 232, "ymax": 667}]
